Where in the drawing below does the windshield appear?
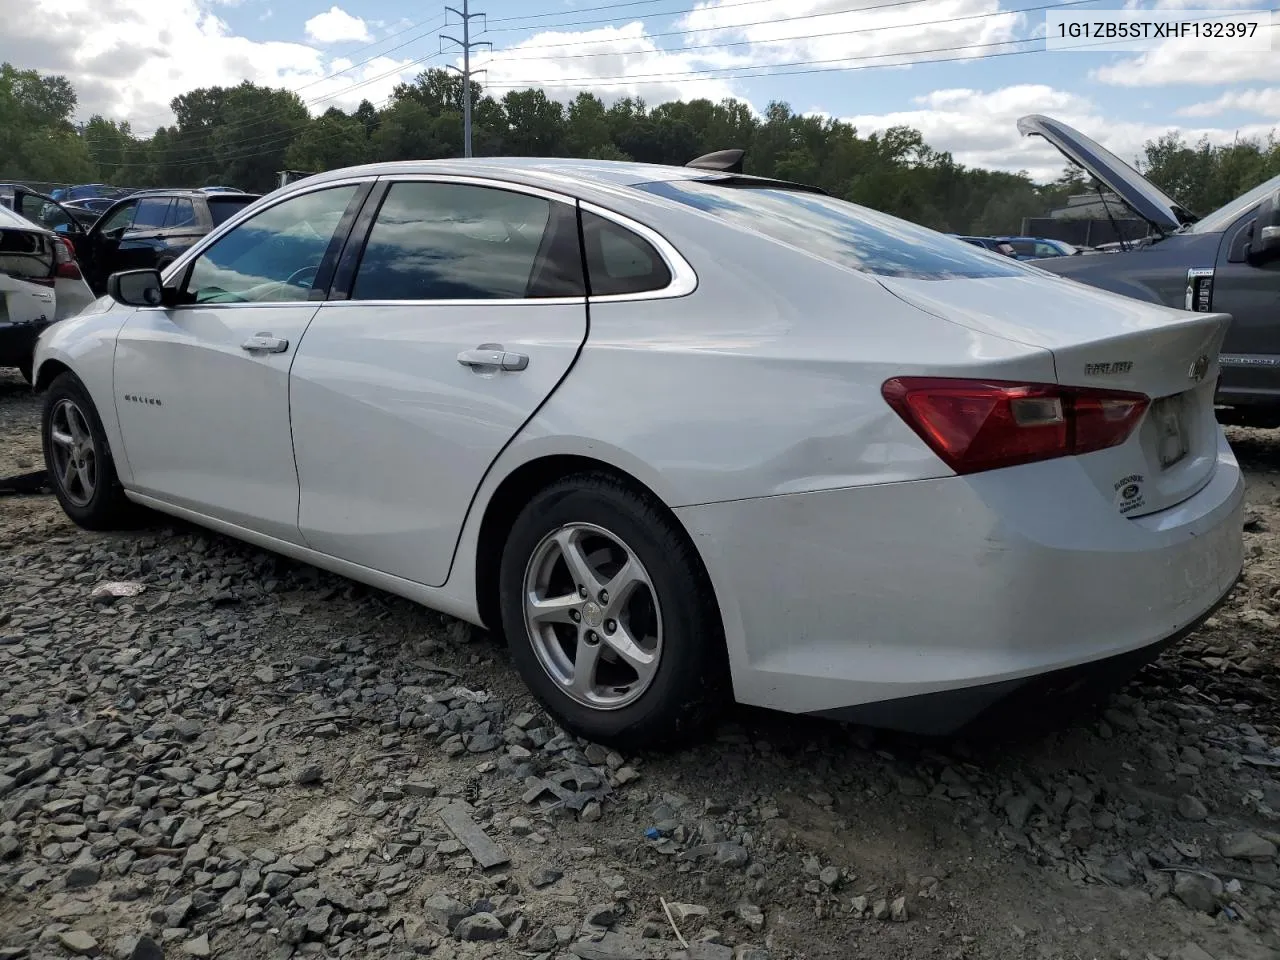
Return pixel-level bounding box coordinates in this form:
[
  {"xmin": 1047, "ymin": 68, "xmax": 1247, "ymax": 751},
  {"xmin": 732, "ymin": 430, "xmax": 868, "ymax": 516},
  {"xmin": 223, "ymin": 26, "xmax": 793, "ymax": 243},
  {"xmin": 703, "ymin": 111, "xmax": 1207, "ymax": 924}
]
[
  {"xmin": 1188, "ymin": 172, "xmax": 1280, "ymax": 235},
  {"xmin": 637, "ymin": 180, "xmax": 1028, "ymax": 280}
]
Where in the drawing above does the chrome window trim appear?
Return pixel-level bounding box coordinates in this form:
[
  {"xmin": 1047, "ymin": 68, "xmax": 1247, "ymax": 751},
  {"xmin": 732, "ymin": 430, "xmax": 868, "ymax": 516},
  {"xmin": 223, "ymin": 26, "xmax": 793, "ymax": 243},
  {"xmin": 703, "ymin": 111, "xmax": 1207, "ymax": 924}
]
[
  {"xmin": 372, "ymin": 173, "xmax": 579, "ymax": 207},
  {"xmin": 577, "ymin": 200, "xmax": 697, "ymax": 302},
  {"xmin": 320, "ymin": 297, "xmax": 588, "ymax": 309},
  {"xmin": 159, "ymin": 177, "xmax": 374, "ymax": 297}
]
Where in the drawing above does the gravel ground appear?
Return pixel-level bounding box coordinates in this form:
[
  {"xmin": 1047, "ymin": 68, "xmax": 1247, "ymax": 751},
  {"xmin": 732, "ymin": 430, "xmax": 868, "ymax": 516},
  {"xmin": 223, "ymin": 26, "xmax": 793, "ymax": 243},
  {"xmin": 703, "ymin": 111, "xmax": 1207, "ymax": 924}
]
[{"xmin": 3, "ymin": 367, "xmax": 1280, "ymax": 960}]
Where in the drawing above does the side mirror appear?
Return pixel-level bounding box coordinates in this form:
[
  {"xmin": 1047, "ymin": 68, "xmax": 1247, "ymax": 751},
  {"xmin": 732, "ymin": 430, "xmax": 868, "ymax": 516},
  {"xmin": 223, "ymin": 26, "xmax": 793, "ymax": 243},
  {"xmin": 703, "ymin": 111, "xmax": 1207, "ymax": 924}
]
[
  {"xmin": 107, "ymin": 269, "xmax": 165, "ymax": 307},
  {"xmin": 1249, "ymin": 190, "xmax": 1280, "ymax": 264}
]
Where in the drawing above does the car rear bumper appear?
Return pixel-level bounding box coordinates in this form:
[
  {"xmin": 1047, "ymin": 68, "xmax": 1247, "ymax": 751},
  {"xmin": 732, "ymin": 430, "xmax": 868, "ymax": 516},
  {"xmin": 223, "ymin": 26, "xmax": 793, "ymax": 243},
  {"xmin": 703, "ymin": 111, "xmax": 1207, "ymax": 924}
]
[{"xmin": 675, "ymin": 429, "xmax": 1245, "ymax": 732}]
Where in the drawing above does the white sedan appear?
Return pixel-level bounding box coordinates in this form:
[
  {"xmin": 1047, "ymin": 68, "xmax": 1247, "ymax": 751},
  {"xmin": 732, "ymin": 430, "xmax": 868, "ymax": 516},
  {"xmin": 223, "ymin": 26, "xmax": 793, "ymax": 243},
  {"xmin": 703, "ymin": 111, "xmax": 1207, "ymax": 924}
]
[{"xmin": 32, "ymin": 158, "xmax": 1244, "ymax": 745}]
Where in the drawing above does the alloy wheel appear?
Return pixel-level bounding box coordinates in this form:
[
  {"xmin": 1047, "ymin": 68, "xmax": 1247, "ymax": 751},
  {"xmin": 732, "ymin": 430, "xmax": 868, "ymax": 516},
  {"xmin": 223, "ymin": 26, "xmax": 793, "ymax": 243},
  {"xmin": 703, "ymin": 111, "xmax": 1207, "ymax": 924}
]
[
  {"xmin": 522, "ymin": 521, "xmax": 663, "ymax": 710},
  {"xmin": 48, "ymin": 398, "xmax": 97, "ymax": 507}
]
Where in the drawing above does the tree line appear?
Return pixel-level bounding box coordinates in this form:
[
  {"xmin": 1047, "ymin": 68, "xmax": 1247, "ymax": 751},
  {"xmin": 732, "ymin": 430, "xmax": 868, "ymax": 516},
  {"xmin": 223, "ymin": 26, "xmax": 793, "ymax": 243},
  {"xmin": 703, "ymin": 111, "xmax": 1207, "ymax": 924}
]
[{"xmin": 4, "ymin": 61, "xmax": 1280, "ymax": 233}]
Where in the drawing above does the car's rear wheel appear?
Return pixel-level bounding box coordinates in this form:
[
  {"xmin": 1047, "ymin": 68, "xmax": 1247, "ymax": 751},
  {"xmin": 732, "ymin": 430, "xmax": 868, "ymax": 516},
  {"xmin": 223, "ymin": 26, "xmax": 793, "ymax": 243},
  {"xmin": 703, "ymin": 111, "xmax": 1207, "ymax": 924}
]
[
  {"xmin": 42, "ymin": 372, "xmax": 135, "ymax": 529},
  {"xmin": 498, "ymin": 472, "xmax": 727, "ymax": 748}
]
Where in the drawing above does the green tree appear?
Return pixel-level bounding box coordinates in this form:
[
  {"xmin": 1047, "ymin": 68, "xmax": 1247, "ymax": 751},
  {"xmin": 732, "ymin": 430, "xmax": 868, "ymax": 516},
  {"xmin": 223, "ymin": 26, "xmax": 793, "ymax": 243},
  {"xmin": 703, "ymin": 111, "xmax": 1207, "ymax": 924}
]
[{"xmin": 285, "ymin": 108, "xmax": 370, "ymax": 172}]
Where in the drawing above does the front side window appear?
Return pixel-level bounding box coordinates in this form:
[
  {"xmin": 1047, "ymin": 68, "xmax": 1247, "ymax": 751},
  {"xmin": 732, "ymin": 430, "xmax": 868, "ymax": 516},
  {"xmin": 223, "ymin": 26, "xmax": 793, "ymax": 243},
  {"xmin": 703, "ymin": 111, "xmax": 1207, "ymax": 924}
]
[
  {"xmin": 637, "ymin": 180, "xmax": 1028, "ymax": 280},
  {"xmin": 97, "ymin": 202, "xmax": 137, "ymax": 236},
  {"xmin": 351, "ymin": 181, "xmax": 583, "ymax": 301},
  {"xmin": 183, "ymin": 185, "xmax": 358, "ymax": 305}
]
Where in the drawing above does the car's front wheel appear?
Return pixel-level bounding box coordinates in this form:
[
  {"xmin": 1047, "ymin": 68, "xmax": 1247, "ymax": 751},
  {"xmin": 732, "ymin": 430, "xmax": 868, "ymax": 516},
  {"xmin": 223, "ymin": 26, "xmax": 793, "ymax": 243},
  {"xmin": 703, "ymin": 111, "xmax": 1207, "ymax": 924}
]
[
  {"xmin": 41, "ymin": 371, "xmax": 135, "ymax": 529},
  {"xmin": 498, "ymin": 473, "xmax": 727, "ymax": 749}
]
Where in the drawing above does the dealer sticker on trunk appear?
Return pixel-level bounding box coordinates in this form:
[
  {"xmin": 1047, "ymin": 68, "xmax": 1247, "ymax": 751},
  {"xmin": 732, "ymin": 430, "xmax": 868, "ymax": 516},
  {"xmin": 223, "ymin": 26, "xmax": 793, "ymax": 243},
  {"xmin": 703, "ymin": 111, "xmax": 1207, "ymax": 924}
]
[{"xmin": 1115, "ymin": 473, "xmax": 1146, "ymax": 515}]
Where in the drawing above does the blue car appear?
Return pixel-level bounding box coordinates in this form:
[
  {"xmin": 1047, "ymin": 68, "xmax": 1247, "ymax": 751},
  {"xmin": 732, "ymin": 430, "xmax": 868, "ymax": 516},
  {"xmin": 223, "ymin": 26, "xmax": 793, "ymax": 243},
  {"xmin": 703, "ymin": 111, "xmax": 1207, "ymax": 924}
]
[{"xmin": 993, "ymin": 236, "xmax": 1081, "ymax": 260}]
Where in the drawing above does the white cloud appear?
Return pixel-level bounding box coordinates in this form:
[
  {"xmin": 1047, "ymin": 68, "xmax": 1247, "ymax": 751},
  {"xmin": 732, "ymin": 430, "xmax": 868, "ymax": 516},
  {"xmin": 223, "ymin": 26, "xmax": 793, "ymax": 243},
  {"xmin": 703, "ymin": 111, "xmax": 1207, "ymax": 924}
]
[
  {"xmin": 1180, "ymin": 88, "xmax": 1280, "ymax": 118},
  {"xmin": 675, "ymin": 0, "xmax": 1026, "ymax": 69},
  {"xmin": 475, "ymin": 22, "xmax": 742, "ymax": 106},
  {"xmin": 841, "ymin": 85, "xmax": 1280, "ymax": 181},
  {"xmin": 304, "ymin": 6, "xmax": 372, "ymax": 44},
  {"xmin": 1094, "ymin": 9, "xmax": 1279, "ymax": 87},
  {"xmin": 1, "ymin": 0, "xmax": 417, "ymax": 133}
]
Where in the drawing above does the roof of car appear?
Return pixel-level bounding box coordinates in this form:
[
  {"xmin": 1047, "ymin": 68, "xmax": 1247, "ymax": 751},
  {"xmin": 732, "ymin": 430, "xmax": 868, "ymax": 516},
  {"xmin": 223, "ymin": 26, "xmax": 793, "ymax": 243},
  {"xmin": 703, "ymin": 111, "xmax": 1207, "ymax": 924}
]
[
  {"xmin": 295, "ymin": 157, "xmax": 762, "ymax": 194},
  {"xmin": 124, "ymin": 189, "xmax": 263, "ymax": 200}
]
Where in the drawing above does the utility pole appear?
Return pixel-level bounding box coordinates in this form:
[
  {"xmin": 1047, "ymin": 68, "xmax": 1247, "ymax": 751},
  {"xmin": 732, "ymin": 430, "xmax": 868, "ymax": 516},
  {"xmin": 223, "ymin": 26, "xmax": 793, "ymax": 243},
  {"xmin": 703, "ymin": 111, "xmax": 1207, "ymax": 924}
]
[{"xmin": 442, "ymin": 0, "xmax": 490, "ymax": 158}]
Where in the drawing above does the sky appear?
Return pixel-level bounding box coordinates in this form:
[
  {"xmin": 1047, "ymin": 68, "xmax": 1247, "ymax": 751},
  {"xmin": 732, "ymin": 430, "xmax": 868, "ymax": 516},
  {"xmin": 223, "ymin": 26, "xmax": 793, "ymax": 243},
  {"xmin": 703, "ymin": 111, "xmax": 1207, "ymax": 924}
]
[{"xmin": 3, "ymin": 0, "xmax": 1279, "ymax": 182}]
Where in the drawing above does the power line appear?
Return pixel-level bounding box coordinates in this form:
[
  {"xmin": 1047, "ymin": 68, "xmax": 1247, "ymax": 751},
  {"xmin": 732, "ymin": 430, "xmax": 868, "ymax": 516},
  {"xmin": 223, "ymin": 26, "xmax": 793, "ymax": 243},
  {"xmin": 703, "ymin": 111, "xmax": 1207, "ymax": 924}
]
[{"xmin": 477, "ymin": 0, "xmax": 1098, "ymax": 64}]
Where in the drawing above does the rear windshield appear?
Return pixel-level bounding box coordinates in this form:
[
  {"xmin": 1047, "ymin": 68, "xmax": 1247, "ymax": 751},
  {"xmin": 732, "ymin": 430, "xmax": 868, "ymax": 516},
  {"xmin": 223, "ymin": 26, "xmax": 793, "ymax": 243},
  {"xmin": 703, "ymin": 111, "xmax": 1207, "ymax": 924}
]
[
  {"xmin": 208, "ymin": 197, "xmax": 257, "ymax": 226},
  {"xmin": 0, "ymin": 228, "xmax": 54, "ymax": 280},
  {"xmin": 636, "ymin": 180, "xmax": 1026, "ymax": 280}
]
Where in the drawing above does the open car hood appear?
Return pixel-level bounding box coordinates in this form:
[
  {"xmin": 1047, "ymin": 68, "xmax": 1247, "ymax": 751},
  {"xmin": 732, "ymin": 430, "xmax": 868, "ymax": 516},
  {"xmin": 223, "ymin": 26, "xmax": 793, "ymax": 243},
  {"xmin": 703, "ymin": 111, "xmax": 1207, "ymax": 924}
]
[{"xmin": 1017, "ymin": 114, "xmax": 1195, "ymax": 234}]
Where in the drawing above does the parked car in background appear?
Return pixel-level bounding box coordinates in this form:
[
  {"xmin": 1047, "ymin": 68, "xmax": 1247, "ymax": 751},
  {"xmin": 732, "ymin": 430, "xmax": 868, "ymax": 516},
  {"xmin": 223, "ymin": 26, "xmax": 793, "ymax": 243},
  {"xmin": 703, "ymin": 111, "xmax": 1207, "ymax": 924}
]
[
  {"xmin": 1020, "ymin": 113, "xmax": 1280, "ymax": 427},
  {"xmin": 48, "ymin": 184, "xmax": 125, "ymax": 204},
  {"xmin": 995, "ymin": 236, "xmax": 1081, "ymax": 260},
  {"xmin": 950, "ymin": 235, "xmax": 1018, "ymax": 257},
  {"xmin": 15, "ymin": 188, "xmax": 262, "ymax": 295},
  {"xmin": 31, "ymin": 157, "xmax": 1243, "ymax": 745},
  {"xmin": 60, "ymin": 197, "xmax": 117, "ymax": 227},
  {"xmin": 0, "ymin": 205, "xmax": 94, "ymax": 381}
]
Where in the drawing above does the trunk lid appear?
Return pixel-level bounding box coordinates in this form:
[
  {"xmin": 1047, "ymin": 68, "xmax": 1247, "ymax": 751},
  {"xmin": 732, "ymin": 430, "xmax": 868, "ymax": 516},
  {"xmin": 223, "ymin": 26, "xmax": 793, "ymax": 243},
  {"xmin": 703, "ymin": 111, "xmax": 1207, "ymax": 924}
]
[
  {"xmin": 1017, "ymin": 114, "xmax": 1195, "ymax": 235},
  {"xmin": 877, "ymin": 273, "xmax": 1231, "ymax": 517}
]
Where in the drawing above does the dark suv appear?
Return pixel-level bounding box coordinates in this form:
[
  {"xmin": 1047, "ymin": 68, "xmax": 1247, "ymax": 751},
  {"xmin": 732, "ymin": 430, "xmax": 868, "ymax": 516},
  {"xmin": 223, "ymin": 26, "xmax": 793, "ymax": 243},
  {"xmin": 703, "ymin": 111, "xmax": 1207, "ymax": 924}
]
[
  {"xmin": 1019, "ymin": 114, "xmax": 1280, "ymax": 427},
  {"xmin": 15, "ymin": 188, "xmax": 261, "ymax": 295}
]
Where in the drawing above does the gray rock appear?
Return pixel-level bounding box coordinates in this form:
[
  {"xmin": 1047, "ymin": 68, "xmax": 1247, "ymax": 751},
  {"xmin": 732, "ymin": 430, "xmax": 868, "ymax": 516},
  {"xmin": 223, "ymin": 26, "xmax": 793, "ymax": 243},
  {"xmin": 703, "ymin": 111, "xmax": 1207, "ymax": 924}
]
[
  {"xmin": 1177, "ymin": 795, "xmax": 1208, "ymax": 821},
  {"xmin": 736, "ymin": 902, "xmax": 765, "ymax": 932},
  {"xmin": 890, "ymin": 896, "xmax": 908, "ymax": 922},
  {"xmin": 1173, "ymin": 945, "xmax": 1217, "ymax": 960},
  {"xmin": 819, "ymin": 866, "xmax": 840, "ymax": 889},
  {"xmin": 183, "ymin": 934, "xmax": 211, "ymax": 958},
  {"xmin": 1005, "ymin": 795, "xmax": 1032, "ymax": 830},
  {"xmin": 1174, "ymin": 872, "xmax": 1222, "ymax": 913},
  {"xmin": 57, "ymin": 930, "xmax": 98, "ymax": 956},
  {"xmin": 295, "ymin": 765, "xmax": 323, "ymax": 786},
  {"xmin": 584, "ymin": 902, "xmax": 621, "ymax": 928},
  {"xmin": 687, "ymin": 945, "xmax": 734, "ymax": 960},
  {"xmin": 172, "ymin": 817, "xmax": 205, "ymax": 847},
  {"xmin": 735, "ymin": 948, "xmax": 772, "ymax": 960},
  {"xmin": 897, "ymin": 777, "xmax": 927, "ymax": 797},
  {"xmin": 530, "ymin": 866, "xmax": 562, "ymax": 888},
  {"xmin": 65, "ymin": 863, "xmax": 101, "ymax": 889},
  {"xmin": 1219, "ymin": 832, "xmax": 1277, "ymax": 861},
  {"xmin": 129, "ymin": 936, "xmax": 165, "ymax": 960},
  {"xmin": 528, "ymin": 924, "xmax": 558, "ymax": 951},
  {"xmin": 569, "ymin": 935, "xmax": 671, "ymax": 960},
  {"xmin": 713, "ymin": 843, "xmax": 750, "ymax": 868},
  {"xmin": 423, "ymin": 892, "xmax": 469, "ymax": 934},
  {"xmin": 453, "ymin": 913, "xmax": 506, "ymax": 941},
  {"xmin": 164, "ymin": 894, "xmax": 194, "ymax": 927},
  {"xmin": 1099, "ymin": 856, "xmax": 1133, "ymax": 885}
]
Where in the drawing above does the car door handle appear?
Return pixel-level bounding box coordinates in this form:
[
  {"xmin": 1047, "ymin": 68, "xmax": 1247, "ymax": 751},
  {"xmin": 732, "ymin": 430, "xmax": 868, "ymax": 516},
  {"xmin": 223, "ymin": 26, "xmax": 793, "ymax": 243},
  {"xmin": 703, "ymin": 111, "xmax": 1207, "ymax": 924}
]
[
  {"xmin": 457, "ymin": 345, "xmax": 529, "ymax": 372},
  {"xmin": 241, "ymin": 334, "xmax": 288, "ymax": 353}
]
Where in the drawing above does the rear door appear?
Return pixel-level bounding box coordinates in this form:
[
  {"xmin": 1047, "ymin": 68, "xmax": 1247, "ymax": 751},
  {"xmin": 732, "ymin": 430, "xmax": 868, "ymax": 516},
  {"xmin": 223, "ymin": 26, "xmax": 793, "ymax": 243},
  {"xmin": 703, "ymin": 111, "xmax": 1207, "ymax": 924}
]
[{"xmin": 290, "ymin": 176, "xmax": 589, "ymax": 587}]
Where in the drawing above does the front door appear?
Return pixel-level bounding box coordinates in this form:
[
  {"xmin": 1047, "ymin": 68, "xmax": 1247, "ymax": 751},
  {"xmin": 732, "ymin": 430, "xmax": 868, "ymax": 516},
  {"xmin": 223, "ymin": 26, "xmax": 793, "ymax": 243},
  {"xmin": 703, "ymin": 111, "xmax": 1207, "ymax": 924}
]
[
  {"xmin": 1212, "ymin": 208, "xmax": 1280, "ymax": 404},
  {"xmin": 113, "ymin": 182, "xmax": 366, "ymax": 541},
  {"xmin": 290, "ymin": 178, "xmax": 590, "ymax": 586},
  {"xmin": 82, "ymin": 198, "xmax": 138, "ymax": 294},
  {"xmin": 114, "ymin": 196, "xmax": 174, "ymax": 273}
]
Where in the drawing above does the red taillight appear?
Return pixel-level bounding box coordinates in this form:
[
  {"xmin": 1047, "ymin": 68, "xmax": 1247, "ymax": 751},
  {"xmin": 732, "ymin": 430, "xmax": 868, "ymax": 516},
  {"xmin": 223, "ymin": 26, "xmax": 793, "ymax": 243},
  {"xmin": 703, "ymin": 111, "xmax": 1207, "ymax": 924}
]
[
  {"xmin": 53, "ymin": 236, "xmax": 82, "ymax": 280},
  {"xmin": 882, "ymin": 377, "xmax": 1149, "ymax": 475}
]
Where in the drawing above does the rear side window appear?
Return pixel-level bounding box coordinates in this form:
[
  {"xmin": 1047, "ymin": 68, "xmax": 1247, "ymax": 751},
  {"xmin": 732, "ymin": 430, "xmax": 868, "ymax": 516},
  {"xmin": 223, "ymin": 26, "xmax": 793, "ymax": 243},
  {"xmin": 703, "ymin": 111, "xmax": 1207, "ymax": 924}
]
[
  {"xmin": 133, "ymin": 198, "xmax": 172, "ymax": 230},
  {"xmin": 581, "ymin": 211, "xmax": 672, "ymax": 296},
  {"xmin": 351, "ymin": 181, "xmax": 584, "ymax": 301},
  {"xmin": 637, "ymin": 180, "xmax": 1026, "ymax": 280},
  {"xmin": 208, "ymin": 198, "xmax": 256, "ymax": 226},
  {"xmin": 166, "ymin": 199, "xmax": 197, "ymax": 228},
  {"xmin": 0, "ymin": 229, "xmax": 54, "ymax": 280}
]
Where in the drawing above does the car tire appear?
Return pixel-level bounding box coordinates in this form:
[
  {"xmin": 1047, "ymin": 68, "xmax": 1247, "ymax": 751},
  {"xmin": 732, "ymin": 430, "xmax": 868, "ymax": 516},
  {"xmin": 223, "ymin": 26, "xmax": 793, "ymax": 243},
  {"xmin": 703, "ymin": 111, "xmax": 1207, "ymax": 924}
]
[
  {"xmin": 41, "ymin": 371, "xmax": 137, "ymax": 530},
  {"xmin": 498, "ymin": 472, "xmax": 728, "ymax": 749}
]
